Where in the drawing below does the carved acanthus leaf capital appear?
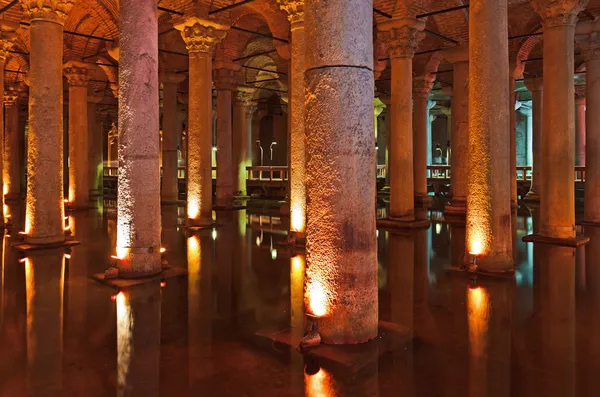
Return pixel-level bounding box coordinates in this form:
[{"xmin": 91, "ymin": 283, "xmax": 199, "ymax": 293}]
[
  {"xmin": 173, "ymin": 17, "xmax": 228, "ymax": 54},
  {"xmin": 378, "ymin": 18, "xmax": 426, "ymax": 59},
  {"xmin": 413, "ymin": 75, "xmax": 435, "ymax": 98},
  {"xmin": 0, "ymin": 21, "xmax": 19, "ymax": 61},
  {"xmin": 531, "ymin": 0, "xmax": 588, "ymax": 28},
  {"xmin": 576, "ymin": 21, "xmax": 600, "ymax": 61},
  {"xmin": 63, "ymin": 61, "xmax": 95, "ymax": 87},
  {"xmin": 235, "ymin": 86, "xmax": 257, "ymax": 106},
  {"xmin": 213, "ymin": 66, "xmax": 238, "ymax": 91},
  {"xmin": 19, "ymin": 0, "xmax": 76, "ymax": 25},
  {"xmin": 277, "ymin": 0, "xmax": 304, "ymax": 27},
  {"xmin": 3, "ymin": 85, "xmax": 20, "ymax": 105}
]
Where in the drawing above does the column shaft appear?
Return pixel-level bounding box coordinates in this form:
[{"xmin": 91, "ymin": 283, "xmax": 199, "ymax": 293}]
[
  {"xmin": 67, "ymin": 84, "xmax": 89, "ymax": 208},
  {"xmin": 161, "ymin": 81, "xmax": 179, "ymax": 202},
  {"xmin": 305, "ymin": 0, "xmax": 377, "ymax": 344},
  {"xmin": 575, "ymin": 97, "xmax": 586, "ymax": 166},
  {"xmin": 584, "ymin": 57, "xmax": 600, "ymax": 222},
  {"xmin": 524, "ymin": 78, "xmax": 543, "ymax": 202},
  {"xmin": 413, "ymin": 78, "xmax": 433, "ymax": 203},
  {"xmin": 215, "ymin": 86, "xmax": 233, "ymax": 208},
  {"xmin": 509, "ymin": 77, "xmax": 517, "ymax": 205},
  {"xmin": 466, "ymin": 0, "xmax": 513, "ymax": 270},
  {"xmin": 116, "ymin": 0, "xmax": 161, "ymax": 275},
  {"xmin": 232, "ymin": 93, "xmax": 254, "ymax": 197},
  {"xmin": 87, "ymin": 102, "xmax": 103, "ymax": 197},
  {"xmin": 4, "ymin": 97, "xmax": 20, "ymax": 200}
]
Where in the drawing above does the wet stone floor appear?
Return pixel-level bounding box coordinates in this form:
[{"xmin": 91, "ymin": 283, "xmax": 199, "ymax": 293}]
[{"xmin": 1, "ymin": 200, "xmax": 599, "ymax": 396}]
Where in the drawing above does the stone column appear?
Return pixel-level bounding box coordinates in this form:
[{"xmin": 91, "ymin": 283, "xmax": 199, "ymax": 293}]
[
  {"xmin": 524, "ymin": 77, "xmax": 543, "ymax": 202},
  {"xmin": 278, "ymin": 0, "xmax": 306, "ymax": 234},
  {"xmin": 466, "ymin": 0, "xmax": 513, "ymax": 271},
  {"xmin": 213, "ymin": 63, "xmax": 239, "ymax": 209},
  {"xmin": 232, "ymin": 88, "xmax": 256, "ymax": 197},
  {"xmin": 174, "ymin": 12, "xmax": 227, "ymax": 227},
  {"xmin": 379, "ymin": 17, "xmax": 425, "ymax": 223},
  {"xmin": 575, "ymin": 94, "xmax": 586, "ymax": 166},
  {"xmin": 577, "ymin": 22, "xmax": 600, "ymax": 224},
  {"xmin": 20, "ymin": 1, "xmax": 74, "ymax": 244},
  {"xmin": 304, "ymin": 0, "xmax": 377, "ymax": 344},
  {"xmin": 0, "ymin": 24, "xmax": 17, "ymax": 214},
  {"xmin": 160, "ymin": 73, "xmax": 185, "ymax": 203},
  {"xmin": 4, "ymin": 87, "xmax": 21, "ymax": 201},
  {"xmin": 427, "ymin": 100, "xmax": 436, "ymax": 166},
  {"xmin": 87, "ymin": 96, "xmax": 103, "ymax": 197},
  {"xmin": 443, "ymin": 45, "xmax": 469, "ymax": 218},
  {"xmin": 113, "ymin": 0, "xmax": 161, "ymax": 276},
  {"xmin": 528, "ymin": 0, "xmax": 587, "ymax": 242},
  {"xmin": 413, "ymin": 75, "xmax": 435, "ymax": 205},
  {"xmin": 381, "ymin": 96, "xmax": 391, "ymax": 188},
  {"xmin": 509, "ymin": 58, "xmax": 523, "ymax": 205},
  {"xmin": 64, "ymin": 61, "xmax": 94, "ymax": 210}
]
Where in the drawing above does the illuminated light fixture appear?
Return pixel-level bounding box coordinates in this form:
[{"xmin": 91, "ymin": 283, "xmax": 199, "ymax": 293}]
[
  {"xmin": 64, "ymin": 217, "xmax": 69, "ymax": 220},
  {"xmin": 18, "ymin": 257, "xmax": 27, "ymax": 263},
  {"xmin": 18, "ymin": 231, "xmax": 27, "ymax": 235},
  {"xmin": 5, "ymin": 214, "xmax": 10, "ymax": 219},
  {"xmin": 160, "ymin": 281, "xmax": 166, "ymax": 287},
  {"xmin": 271, "ymin": 248, "xmax": 278, "ymax": 260},
  {"xmin": 212, "ymin": 146, "xmax": 217, "ymax": 151},
  {"xmin": 64, "ymin": 253, "xmax": 71, "ymax": 259},
  {"xmin": 212, "ymin": 228, "xmax": 217, "ymax": 241},
  {"xmin": 5, "ymin": 234, "xmax": 10, "ymax": 238},
  {"xmin": 187, "ymin": 201, "xmax": 199, "ymax": 219},
  {"xmin": 435, "ymin": 223, "xmax": 442, "ymax": 235},
  {"xmin": 291, "ymin": 206, "xmax": 305, "ymax": 233},
  {"xmin": 2, "ymin": 184, "xmax": 6, "ymax": 195},
  {"xmin": 111, "ymin": 255, "xmax": 123, "ymax": 261},
  {"xmin": 256, "ymin": 236, "xmax": 261, "ymax": 246},
  {"xmin": 160, "ymin": 247, "xmax": 166, "ymax": 253},
  {"xmin": 307, "ymin": 281, "xmax": 328, "ymax": 317},
  {"xmin": 64, "ymin": 225, "xmax": 71, "ymax": 231},
  {"xmin": 292, "ymin": 255, "xmax": 303, "ymax": 272},
  {"xmin": 64, "ymin": 199, "xmax": 69, "ymax": 204}
]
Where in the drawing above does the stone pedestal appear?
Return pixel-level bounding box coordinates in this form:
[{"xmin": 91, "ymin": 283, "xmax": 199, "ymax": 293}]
[
  {"xmin": 305, "ymin": 0, "xmax": 377, "ymax": 344},
  {"xmin": 115, "ymin": 0, "xmax": 161, "ymax": 276},
  {"xmin": 174, "ymin": 14, "xmax": 227, "ymax": 227},
  {"xmin": 466, "ymin": 0, "xmax": 513, "ymax": 271},
  {"xmin": 233, "ymin": 88, "xmax": 256, "ymax": 198},
  {"xmin": 443, "ymin": 46, "xmax": 469, "ymax": 219},
  {"xmin": 413, "ymin": 75, "xmax": 435, "ymax": 205},
  {"xmin": 379, "ymin": 17, "xmax": 425, "ymax": 225},
  {"xmin": 529, "ymin": 0, "xmax": 587, "ymax": 242},
  {"xmin": 523, "ymin": 77, "xmax": 543, "ymax": 202},
  {"xmin": 4, "ymin": 86, "xmax": 21, "ymax": 201},
  {"xmin": 21, "ymin": 2, "xmax": 74, "ymax": 244},
  {"xmin": 64, "ymin": 61, "xmax": 95, "ymax": 210},
  {"xmin": 160, "ymin": 73, "xmax": 186, "ymax": 203}
]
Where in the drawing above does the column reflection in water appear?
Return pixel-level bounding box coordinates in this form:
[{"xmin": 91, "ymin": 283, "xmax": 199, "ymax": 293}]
[
  {"xmin": 537, "ymin": 244, "xmax": 575, "ymax": 396},
  {"xmin": 25, "ymin": 249, "xmax": 65, "ymax": 396},
  {"xmin": 467, "ymin": 279, "xmax": 513, "ymax": 397},
  {"xmin": 581, "ymin": 227, "xmax": 600, "ymax": 395},
  {"xmin": 116, "ymin": 282, "xmax": 161, "ymax": 397},
  {"xmin": 187, "ymin": 231, "xmax": 214, "ymax": 386},
  {"xmin": 304, "ymin": 360, "xmax": 379, "ymax": 397},
  {"xmin": 414, "ymin": 228, "xmax": 432, "ymax": 337},
  {"xmin": 216, "ymin": 212, "xmax": 234, "ymax": 322}
]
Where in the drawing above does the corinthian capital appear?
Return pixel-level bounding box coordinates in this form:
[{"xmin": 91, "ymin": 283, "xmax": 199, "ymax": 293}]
[
  {"xmin": 277, "ymin": 0, "xmax": 304, "ymax": 27},
  {"xmin": 63, "ymin": 61, "xmax": 95, "ymax": 87},
  {"xmin": 413, "ymin": 75, "xmax": 435, "ymax": 98},
  {"xmin": 19, "ymin": 0, "xmax": 76, "ymax": 24},
  {"xmin": 0, "ymin": 21, "xmax": 19, "ymax": 61},
  {"xmin": 576, "ymin": 19, "xmax": 600, "ymax": 61},
  {"xmin": 531, "ymin": 0, "xmax": 588, "ymax": 28},
  {"xmin": 173, "ymin": 16, "xmax": 228, "ymax": 54},
  {"xmin": 378, "ymin": 17, "xmax": 426, "ymax": 59}
]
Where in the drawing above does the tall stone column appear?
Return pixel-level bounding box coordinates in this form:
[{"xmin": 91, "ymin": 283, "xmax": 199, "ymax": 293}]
[
  {"xmin": 232, "ymin": 88, "xmax": 256, "ymax": 197},
  {"xmin": 427, "ymin": 100, "xmax": 436, "ymax": 166},
  {"xmin": 466, "ymin": 0, "xmax": 513, "ymax": 271},
  {"xmin": 174, "ymin": 12, "xmax": 227, "ymax": 227},
  {"xmin": 87, "ymin": 96, "xmax": 103, "ymax": 197},
  {"xmin": 443, "ymin": 45, "xmax": 469, "ymax": 218},
  {"xmin": 413, "ymin": 75, "xmax": 435, "ymax": 205},
  {"xmin": 64, "ymin": 61, "xmax": 94, "ymax": 210},
  {"xmin": 213, "ymin": 63, "xmax": 239, "ymax": 209},
  {"xmin": 0, "ymin": 24, "xmax": 17, "ymax": 215},
  {"xmin": 575, "ymin": 93, "xmax": 586, "ymax": 166},
  {"xmin": 4, "ymin": 87, "xmax": 21, "ymax": 201},
  {"xmin": 20, "ymin": 1, "xmax": 74, "ymax": 244},
  {"xmin": 524, "ymin": 77, "xmax": 543, "ymax": 202},
  {"xmin": 304, "ymin": 0, "xmax": 377, "ymax": 344},
  {"xmin": 577, "ymin": 21, "xmax": 600, "ymax": 224},
  {"xmin": 113, "ymin": 0, "xmax": 161, "ymax": 276},
  {"xmin": 509, "ymin": 58, "xmax": 523, "ymax": 205},
  {"xmin": 160, "ymin": 73, "xmax": 185, "ymax": 203},
  {"xmin": 278, "ymin": 0, "xmax": 306, "ymax": 234},
  {"xmin": 379, "ymin": 17, "xmax": 425, "ymax": 224},
  {"xmin": 527, "ymin": 0, "xmax": 587, "ymax": 243},
  {"xmin": 381, "ymin": 95, "xmax": 391, "ymax": 188}
]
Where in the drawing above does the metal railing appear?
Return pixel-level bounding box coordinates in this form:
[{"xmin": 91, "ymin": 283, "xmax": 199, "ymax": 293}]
[{"xmin": 246, "ymin": 166, "xmax": 288, "ymax": 181}]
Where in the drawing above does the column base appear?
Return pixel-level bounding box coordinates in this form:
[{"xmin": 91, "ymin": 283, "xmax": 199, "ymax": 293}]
[
  {"xmin": 214, "ymin": 203, "xmax": 246, "ymax": 211},
  {"xmin": 14, "ymin": 236, "xmax": 80, "ymax": 251},
  {"xmin": 522, "ymin": 233, "xmax": 590, "ymax": 247},
  {"xmin": 186, "ymin": 216, "xmax": 215, "ymax": 230},
  {"xmin": 444, "ymin": 199, "xmax": 466, "ymax": 223},
  {"xmin": 92, "ymin": 265, "xmax": 187, "ymax": 288},
  {"xmin": 161, "ymin": 199, "xmax": 186, "ymax": 206},
  {"xmin": 4, "ymin": 193, "xmax": 21, "ymax": 202},
  {"xmin": 67, "ymin": 203, "xmax": 97, "ymax": 211},
  {"xmin": 376, "ymin": 218, "xmax": 430, "ymax": 230},
  {"xmin": 581, "ymin": 220, "xmax": 600, "ymax": 227},
  {"xmin": 522, "ymin": 191, "xmax": 540, "ymax": 202},
  {"xmin": 415, "ymin": 194, "xmax": 433, "ymax": 206},
  {"xmin": 447, "ymin": 264, "xmax": 516, "ymax": 279},
  {"xmin": 283, "ymin": 230, "xmax": 306, "ymax": 247}
]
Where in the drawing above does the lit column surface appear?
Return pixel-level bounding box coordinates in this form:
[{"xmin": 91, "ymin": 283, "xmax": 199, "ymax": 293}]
[
  {"xmin": 0, "ymin": 23, "xmax": 17, "ymax": 216},
  {"xmin": 304, "ymin": 0, "xmax": 377, "ymax": 343},
  {"xmin": 116, "ymin": 0, "xmax": 161, "ymax": 276},
  {"xmin": 379, "ymin": 17, "xmax": 425, "ymax": 221},
  {"xmin": 174, "ymin": 13, "xmax": 227, "ymax": 226},
  {"xmin": 21, "ymin": 1, "xmax": 72, "ymax": 244},
  {"xmin": 575, "ymin": 95, "xmax": 586, "ymax": 167},
  {"xmin": 87, "ymin": 96, "xmax": 104, "ymax": 197},
  {"xmin": 64, "ymin": 61, "xmax": 94, "ymax": 210},
  {"xmin": 466, "ymin": 0, "xmax": 513, "ymax": 271},
  {"xmin": 278, "ymin": 0, "xmax": 307, "ymax": 234},
  {"xmin": 523, "ymin": 77, "xmax": 543, "ymax": 202},
  {"xmin": 444, "ymin": 46, "xmax": 469, "ymax": 217},
  {"xmin": 578, "ymin": 23, "xmax": 600, "ymax": 224},
  {"xmin": 413, "ymin": 75, "xmax": 435, "ymax": 205},
  {"xmin": 233, "ymin": 88, "xmax": 256, "ymax": 197},
  {"xmin": 160, "ymin": 73, "xmax": 185, "ymax": 203},
  {"xmin": 213, "ymin": 64, "xmax": 239, "ymax": 209},
  {"xmin": 532, "ymin": 0, "xmax": 586, "ymax": 239},
  {"xmin": 4, "ymin": 87, "xmax": 21, "ymax": 201}
]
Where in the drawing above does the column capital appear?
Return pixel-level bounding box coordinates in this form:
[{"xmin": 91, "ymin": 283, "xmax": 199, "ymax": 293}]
[
  {"xmin": 378, "ymin": 17, "xmax": 426, "ymax": 59},
  {"xmin": 234, "ymin": 86, "xmax": 257, "ymax": 106},
  {"xmin": 0, "ymin": 21, "xmax": 18, "ymax": 61},
  {"xmin": 442, "ymin": 45, "xmax": 468, "ymax": 65},
  {"xmin": 173, "ymin": 16, "xmax": 228, "ymax": 54},
  {"xmin": 64, "ymin": 61, "xmax": 96, "ymax": 87},
  {"xmin": 213, "ymin": 63, "xmax": 240, "ymax": 90},
  {"xmin": 575, "ymin": 85, "xmax": 586, "ymax": 104},
  {"xmin": 576, "ymin": 20, "xmax": 600, "ymax": 61},
  {"xmin": 531, "ymin": 0, "xmax": 587, "ymax": 28},
  {"xmin": 413, "ymin": 75, "xmax": 435, "ymax": 98},
  {"xmin": 524, "ymin": 76, "xmax": 544, "ymax": 92},
  {"xmin": 19, "ymin": 0, "xmax": 75, "ymax": 25},
  {"xmin": 159, "ymin": 72, "xmax": 187, "ymax": 85},
  {"xmin": 277, "ymin": 0, "xmax": 304, "ymax": 28},
  {"xmin": 4, "ymin": 91, "xmax": 19, "ymax": 106}
]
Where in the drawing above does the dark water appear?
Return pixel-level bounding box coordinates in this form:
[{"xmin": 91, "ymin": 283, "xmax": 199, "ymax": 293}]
[{"xmin": 0, "ymin": 200, "xmax": 598, "ymax": 396}]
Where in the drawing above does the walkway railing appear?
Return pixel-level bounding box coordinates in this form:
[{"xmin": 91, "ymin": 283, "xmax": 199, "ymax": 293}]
[{"xmin": 246, "ymin": 166, "xmax": 288, "ymax": 181}]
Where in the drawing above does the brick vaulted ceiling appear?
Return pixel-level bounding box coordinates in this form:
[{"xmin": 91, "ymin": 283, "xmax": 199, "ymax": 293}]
[{"xmin": 0, "ymin": 0, "xmax": 598, "ymax": 105}]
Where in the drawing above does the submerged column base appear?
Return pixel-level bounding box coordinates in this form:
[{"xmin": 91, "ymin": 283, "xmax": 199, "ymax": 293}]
[
  {"xmin": 377, "ymin": 218, "xmax": 430, "ymax": 230},
  {"xmin": 522, "ymin": 234, "xmax": 589, "ymax": 247},
  {"xmin": 523, "ymin": 190, "xmax": 540, "ymax": 202}
]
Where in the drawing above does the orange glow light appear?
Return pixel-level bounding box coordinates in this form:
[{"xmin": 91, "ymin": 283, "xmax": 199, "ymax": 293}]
[
  {"xmin": 469, "ymin": 238, "xmax": 483, "ymax": 256},
  {"xmin": 160, "ymin": 281, "xmax": 166, "ymax": 287},
  {"xmin": 18, "ymin": 257, "xmax": 27, "ymax": 263},
  {"xmin": 307, "ymin": 280, "xmax": 328, "ymax": 317},
  {"xmin": 188, "ymin": 200, "xmax": 199, "ymax": 220},
  {"xmin": 160, "ymin": 247, "xmax": 166, "ymax": 253},
  {"xmin": 64, "ymin": 253, "xmax": 71, "ymax": 259},
  {"xmin": 305, "ymin": 368, "xmax": 334, "ymax": 397},
  {"xmin": 291, "ymin": 206, "xmax": 305, "ymax": 233}
]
